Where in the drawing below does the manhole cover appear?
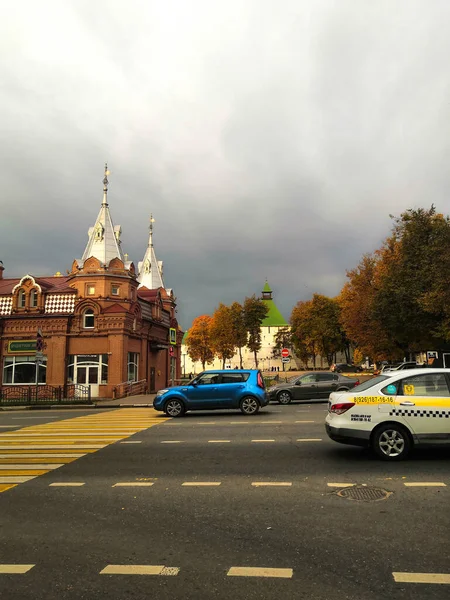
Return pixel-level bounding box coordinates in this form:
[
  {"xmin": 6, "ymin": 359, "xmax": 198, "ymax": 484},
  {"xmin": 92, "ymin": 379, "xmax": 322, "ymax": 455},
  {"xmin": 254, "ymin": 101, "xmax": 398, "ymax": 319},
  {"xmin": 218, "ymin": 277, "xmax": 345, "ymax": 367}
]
[{"xmin": 336, "ymin": 485, "xmax": 392, "ymax": 502}]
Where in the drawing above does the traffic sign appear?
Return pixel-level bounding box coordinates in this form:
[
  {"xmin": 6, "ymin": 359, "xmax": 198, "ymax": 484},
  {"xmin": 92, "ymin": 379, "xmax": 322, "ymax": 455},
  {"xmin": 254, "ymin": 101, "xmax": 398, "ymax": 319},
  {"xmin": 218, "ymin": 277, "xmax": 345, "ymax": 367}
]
[
  {"xmin": 281, "ymin": 357, "xmax": 290, "ymax": 364},
  {"xmin": 35, "ymin": 351, "xmax": 44, "ymax": 363},
  {"xmin": 281, "ymin": 348, "xmax": 290, "ymax": 358}
]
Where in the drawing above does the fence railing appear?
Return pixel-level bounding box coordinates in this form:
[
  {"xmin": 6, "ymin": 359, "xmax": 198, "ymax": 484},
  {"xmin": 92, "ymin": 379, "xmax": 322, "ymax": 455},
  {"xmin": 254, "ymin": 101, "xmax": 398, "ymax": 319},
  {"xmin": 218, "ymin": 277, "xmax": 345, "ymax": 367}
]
[
  {"xmin": 0, "ymin": 384, "xmax": 91, "ymax": 406},
  {"xmin": 112, "ymin": 379, "xmax": 147, "ymax": 399}
]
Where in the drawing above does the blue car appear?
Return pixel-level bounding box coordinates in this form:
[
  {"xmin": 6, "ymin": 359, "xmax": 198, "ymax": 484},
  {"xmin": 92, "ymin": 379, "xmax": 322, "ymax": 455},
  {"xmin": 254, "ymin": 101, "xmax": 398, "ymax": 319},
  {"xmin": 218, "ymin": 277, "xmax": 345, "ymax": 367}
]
[{"xmin": 153, "ymin": 370, "xmax": 269, "ymax": 417}]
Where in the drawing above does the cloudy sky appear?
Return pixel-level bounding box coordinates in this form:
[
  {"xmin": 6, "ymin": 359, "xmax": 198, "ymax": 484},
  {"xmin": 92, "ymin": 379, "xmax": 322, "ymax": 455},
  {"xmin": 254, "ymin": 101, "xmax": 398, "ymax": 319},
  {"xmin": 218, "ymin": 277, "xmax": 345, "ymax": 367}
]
[{"xmin": 1, "ymin": 0, "xmax": 450, "ymax": 328}]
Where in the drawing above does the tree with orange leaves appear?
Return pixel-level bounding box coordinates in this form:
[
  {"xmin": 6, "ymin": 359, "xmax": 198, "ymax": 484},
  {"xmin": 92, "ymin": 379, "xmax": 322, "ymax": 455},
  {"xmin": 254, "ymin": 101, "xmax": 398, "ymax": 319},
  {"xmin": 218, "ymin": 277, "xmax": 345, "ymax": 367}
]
[{"xmin": 185, "ymin": 315, "xmax": 215, "ymax": 370}]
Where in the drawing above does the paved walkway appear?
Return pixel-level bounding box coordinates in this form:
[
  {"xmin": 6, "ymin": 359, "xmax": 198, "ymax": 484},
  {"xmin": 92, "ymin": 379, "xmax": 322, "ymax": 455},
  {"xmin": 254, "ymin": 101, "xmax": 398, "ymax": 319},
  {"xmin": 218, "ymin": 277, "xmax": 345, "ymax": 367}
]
[{"xmin": 95, "ymin": 393, "xmax": 157, "ymax": 407}]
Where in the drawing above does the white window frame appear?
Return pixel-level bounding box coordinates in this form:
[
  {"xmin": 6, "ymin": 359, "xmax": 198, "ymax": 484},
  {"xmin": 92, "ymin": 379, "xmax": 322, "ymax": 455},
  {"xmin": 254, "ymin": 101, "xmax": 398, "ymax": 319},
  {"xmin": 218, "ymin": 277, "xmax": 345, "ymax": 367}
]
[{"xmin": 83, "ymin": 309, "xmax": 95, "ymax": 329}]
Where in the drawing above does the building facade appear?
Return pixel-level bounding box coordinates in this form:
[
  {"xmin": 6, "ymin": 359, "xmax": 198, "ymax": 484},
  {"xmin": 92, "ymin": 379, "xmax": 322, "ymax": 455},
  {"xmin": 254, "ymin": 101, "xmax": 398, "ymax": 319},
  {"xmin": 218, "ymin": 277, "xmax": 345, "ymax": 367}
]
[{"xmin": 0, "ymin": 167, "xmax": 181, "ymax": 398}]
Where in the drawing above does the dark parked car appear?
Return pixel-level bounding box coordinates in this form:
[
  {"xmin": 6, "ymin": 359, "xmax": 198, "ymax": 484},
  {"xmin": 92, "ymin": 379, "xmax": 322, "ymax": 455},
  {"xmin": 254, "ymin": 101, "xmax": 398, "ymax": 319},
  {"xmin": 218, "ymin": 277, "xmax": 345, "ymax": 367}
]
[
  {"xmin": 330, "ymin": 363, "xmax": 362, "ymax": 373},
  {"xmin": 267, "ymin": 372, "xmax": 360, "ymax": 404}
]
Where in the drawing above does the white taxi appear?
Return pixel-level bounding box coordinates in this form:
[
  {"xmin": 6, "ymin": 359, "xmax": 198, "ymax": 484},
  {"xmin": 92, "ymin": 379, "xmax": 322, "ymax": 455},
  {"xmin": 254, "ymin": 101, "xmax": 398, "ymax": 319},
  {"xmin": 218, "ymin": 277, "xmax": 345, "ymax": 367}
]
[{"xmin": 325, "ymin": 368, "xmax": 450, "ymax": 460}]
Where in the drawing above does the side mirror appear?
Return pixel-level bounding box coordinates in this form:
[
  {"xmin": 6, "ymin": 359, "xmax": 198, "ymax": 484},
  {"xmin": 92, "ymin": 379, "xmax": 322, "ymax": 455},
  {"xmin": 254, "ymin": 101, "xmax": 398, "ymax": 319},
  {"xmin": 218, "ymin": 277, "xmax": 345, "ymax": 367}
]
[
  {"xmin": 295, "ymin": 380, "xmax": 302, "ymax": 386},
  {"xmin": 190, "ymin": 380, "xmax": 198, "ymax": 386}
]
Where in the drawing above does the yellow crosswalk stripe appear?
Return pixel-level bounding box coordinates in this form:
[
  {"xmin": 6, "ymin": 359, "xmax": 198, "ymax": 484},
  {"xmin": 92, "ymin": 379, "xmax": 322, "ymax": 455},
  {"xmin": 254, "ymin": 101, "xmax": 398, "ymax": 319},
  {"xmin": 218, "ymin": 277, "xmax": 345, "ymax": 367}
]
[
  {"xmin": 0, "ymin": 408, "xmax": 168, "ymax": 494},
  {"xmin": 0, "ymin": 484, "xmax": 17, "ymax": 492}
]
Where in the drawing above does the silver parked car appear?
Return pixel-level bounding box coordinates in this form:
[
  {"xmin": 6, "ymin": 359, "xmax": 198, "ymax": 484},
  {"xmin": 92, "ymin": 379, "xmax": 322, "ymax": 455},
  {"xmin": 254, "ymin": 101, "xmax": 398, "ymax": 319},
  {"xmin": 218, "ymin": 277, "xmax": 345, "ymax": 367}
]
[{"xmin": 268, "ymin": 372, "xmax": 360, "ymax": 404}]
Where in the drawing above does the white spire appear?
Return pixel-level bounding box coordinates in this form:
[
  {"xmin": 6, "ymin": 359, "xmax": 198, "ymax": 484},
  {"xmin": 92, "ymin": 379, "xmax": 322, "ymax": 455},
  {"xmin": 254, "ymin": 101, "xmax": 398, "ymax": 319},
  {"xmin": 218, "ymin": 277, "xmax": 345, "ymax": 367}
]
[
  {"xmin": 137, "ymin": 214, "xmax": 165, "ymax": 289},
  {"xmin": 81, "ymin": 164, "xmax": 125, "ymax": 265}
]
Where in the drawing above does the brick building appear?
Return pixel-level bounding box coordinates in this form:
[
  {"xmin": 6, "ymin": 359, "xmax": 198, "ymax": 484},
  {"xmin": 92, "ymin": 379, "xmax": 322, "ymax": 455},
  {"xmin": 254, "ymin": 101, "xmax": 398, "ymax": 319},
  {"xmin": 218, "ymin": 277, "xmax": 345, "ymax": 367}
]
[{"xmin": 0, "ymin": 167, "xmax": 181, "ymax": 399}]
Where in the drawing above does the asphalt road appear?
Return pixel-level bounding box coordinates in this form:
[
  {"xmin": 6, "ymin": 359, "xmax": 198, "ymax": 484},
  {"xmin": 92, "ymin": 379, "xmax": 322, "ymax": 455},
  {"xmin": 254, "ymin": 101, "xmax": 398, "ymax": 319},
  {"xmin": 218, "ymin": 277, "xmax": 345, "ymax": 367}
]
[{"xmin": 0, "ymin": 403, "xmax": 448, "ymax": 600}]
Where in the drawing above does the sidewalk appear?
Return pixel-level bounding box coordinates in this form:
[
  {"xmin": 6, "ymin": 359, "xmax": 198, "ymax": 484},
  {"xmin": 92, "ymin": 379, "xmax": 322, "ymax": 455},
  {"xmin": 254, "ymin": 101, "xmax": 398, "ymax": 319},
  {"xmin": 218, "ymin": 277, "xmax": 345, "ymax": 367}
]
[{"xmin": 94, "ymin": 393, "xmax": 157, "ymax": 408}]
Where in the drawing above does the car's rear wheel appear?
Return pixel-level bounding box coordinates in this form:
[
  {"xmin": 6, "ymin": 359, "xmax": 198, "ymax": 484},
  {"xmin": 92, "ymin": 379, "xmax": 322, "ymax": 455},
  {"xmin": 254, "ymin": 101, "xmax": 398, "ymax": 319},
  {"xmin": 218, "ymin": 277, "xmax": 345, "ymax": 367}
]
[
  {"xmin": 164, "ymin": 399, "xmax": 185, "ymax": 418},
  {"xmin": 240, "ymin": 396, "xmax": 260, "ymax": 415},
  {"xmin": 372, "ymin": 424, "xmax": 411, "ymax": 461},
  {"xmin": 277, "ymin": 391, "xmax": 292, "ymax": 404}
]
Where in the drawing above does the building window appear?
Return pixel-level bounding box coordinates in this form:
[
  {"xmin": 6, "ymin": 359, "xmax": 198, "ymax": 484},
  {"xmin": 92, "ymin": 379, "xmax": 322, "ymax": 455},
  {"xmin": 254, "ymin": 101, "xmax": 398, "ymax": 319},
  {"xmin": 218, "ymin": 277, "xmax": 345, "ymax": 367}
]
[
  {"xmin": 83, "ymin": 309, "xmax": 95, "ymax": 329},
  {"xmin": 127, "ymin": 352, "xmax": 139, "ymax": 382},
  {"xmin": 111, "ymin": 285, "xmax": 120, "ymax": 296},
  {"xmin": 87, "ymin": 285, "xmax": 95, "ymax": 296},
  {"xmin": 18, "ymin": 289, "xmax": 26, "ymax": 308},
  {"xmin": 30, "ymin": 289, "xmax": 38, "ymax": 308},
  {"xmin": 3, "ymin": 356, "xmax": 47, "ymax": 384}
]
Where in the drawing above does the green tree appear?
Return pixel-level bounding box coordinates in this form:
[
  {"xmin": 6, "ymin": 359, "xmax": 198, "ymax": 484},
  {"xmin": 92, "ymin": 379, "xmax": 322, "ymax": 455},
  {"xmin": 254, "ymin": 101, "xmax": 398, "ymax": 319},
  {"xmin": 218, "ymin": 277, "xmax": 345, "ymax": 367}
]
[
  {"xmin": 210, "ymin": 303, "xmax": 235, "ymax": 369},
  {"xmin": 243, "ymin": 295, "xmax": 268, "ymax": 368},
  {"xmin": 230, "ymin": 301, "xmax": 247, "ymax": 369},
  {"xmin": 185, "ymin": 315, "xmax": 215, "ymax": 370}
]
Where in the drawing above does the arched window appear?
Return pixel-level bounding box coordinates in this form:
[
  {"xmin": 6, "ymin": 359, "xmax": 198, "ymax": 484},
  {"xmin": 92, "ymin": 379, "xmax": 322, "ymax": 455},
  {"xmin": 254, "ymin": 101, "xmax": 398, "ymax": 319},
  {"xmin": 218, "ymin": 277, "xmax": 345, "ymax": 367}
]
[
  {"xmin": 18, "ymin": 289, "xmax": 26, "ymax": 308},
  {"xmin": 83, "ymin": 309, "xmax": 95, "ymax": 329},
  {"xmin": 30, "ymin": 289, "xmax": 38, "ymax": 308}
]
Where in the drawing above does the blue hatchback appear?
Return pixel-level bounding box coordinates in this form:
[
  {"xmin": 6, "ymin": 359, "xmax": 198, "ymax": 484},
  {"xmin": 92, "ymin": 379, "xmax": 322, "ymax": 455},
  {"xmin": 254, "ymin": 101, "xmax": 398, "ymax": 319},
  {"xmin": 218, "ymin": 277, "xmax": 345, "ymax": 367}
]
[{"xmin": 153, "ymin": 370, "xmax": 269, "ymax": 417}]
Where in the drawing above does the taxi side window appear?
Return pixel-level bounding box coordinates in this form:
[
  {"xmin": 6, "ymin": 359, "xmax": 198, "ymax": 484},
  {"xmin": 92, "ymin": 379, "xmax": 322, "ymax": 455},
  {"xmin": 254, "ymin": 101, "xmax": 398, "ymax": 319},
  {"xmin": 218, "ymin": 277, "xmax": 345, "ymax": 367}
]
[{"xmin": 397, "ymin": 373, "xmax": 450, "ymax": 397}]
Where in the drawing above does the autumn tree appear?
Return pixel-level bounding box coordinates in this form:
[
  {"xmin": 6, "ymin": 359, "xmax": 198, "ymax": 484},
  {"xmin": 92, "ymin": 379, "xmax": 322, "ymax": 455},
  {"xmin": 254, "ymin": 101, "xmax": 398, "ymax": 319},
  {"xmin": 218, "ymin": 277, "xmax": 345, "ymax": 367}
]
[
  {"xmin": 230, "ymin": 301, "xmax": 247, "ymax": 368},
  {"xmin": 338, "ymin": 254, "xmax": 399, "ymax": 362},
  {"xmin": 373, "ymin": 207, "xmax": 450, "ymax": 353},
  {"xmin": 290, "ymin": 295, "xmax": 345, "ymax": 367},
  {"xmin": 243, "ymin": 295, "xmax": 268, "ymax": 368},
  {"xmin": 210, "ymin": 303, "xmax": 235, "ymax": 369},
  {"xmin": 185, "ymin": 315, "xmax": 215, "ymax": 370},
  {"xmin": 290, "ymin": 300, "xmax": 319, "ymax": 367}
]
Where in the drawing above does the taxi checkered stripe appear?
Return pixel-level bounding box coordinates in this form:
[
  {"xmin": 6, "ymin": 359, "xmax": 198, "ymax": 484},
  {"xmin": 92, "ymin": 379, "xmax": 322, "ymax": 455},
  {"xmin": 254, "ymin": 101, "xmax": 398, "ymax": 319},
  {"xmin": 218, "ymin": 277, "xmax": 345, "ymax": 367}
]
[{"xmin": 389, "ymin": 409, "xmax": 450, "ymax": 418}]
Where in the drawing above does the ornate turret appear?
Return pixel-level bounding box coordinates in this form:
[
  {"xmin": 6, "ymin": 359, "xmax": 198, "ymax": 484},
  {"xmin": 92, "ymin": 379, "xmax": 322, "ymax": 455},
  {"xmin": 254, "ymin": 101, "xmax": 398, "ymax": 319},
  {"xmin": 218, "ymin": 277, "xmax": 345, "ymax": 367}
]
[
  {"xmin": 137, "ymin": 214, "xmax": 165, "ymax": 289},
  {"xmin": 80, "ymin": 164, "xmax": 125, "ymax": 266}
]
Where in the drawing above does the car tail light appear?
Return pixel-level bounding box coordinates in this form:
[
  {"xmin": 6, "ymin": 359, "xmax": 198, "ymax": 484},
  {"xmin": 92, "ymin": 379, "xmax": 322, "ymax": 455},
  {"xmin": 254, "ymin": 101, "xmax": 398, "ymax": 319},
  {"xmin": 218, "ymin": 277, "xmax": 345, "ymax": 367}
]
[
  {"xmin": 330, "ymin": 402, "xmax": 355, "ymax": 415},
  {"xmin": 257, "ymin": 372, "xmax": 265, "ymax": 389},
  {"xmin": 354, "ymin": 380, "xmax": 360, "ymax": 386}
]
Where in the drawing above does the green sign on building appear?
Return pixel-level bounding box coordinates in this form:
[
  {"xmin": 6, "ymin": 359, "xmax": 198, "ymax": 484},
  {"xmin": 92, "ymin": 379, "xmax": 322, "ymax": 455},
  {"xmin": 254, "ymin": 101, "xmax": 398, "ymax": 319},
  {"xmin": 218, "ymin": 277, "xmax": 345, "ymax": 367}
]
[{"xmin": 8, "ymin": 340, "xmax": 37, "ymax": 354}]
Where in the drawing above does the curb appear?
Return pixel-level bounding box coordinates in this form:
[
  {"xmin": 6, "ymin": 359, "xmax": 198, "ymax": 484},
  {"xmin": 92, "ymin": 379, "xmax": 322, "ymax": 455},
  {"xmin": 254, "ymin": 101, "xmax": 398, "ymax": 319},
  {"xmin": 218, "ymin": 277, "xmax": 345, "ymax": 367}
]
[{"xmin": 0, "ymin": 403, "xmax": 155, "ymax": 411}]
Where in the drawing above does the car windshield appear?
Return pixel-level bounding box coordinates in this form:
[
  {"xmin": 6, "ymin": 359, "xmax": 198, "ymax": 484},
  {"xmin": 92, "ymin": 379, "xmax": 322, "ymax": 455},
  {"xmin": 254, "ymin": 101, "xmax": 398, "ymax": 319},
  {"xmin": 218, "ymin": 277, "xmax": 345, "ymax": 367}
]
[{"xmin": 351, "ymin": 375, "xmax": 390, "ymax": 392}]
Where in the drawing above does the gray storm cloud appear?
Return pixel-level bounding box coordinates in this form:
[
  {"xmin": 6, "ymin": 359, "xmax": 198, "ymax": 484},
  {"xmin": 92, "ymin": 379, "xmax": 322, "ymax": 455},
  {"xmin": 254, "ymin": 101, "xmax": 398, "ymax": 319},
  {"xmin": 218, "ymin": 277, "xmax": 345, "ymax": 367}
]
[{"xmin": 1, "ymin": 0, "xmax": 449, "ymax": 327}]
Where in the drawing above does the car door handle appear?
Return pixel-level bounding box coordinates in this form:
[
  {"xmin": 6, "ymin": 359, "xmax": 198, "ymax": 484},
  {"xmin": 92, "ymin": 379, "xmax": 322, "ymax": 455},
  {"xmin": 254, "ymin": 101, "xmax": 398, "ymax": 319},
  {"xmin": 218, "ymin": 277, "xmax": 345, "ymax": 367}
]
[{"xmin": 400, "ymin": 401, "xmax": 415, "ymax": 406}]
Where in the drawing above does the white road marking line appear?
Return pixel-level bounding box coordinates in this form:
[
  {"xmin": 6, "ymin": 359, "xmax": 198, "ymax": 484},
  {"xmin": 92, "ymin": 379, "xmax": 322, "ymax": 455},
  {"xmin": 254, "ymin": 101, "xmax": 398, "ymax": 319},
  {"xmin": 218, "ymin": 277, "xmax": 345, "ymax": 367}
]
[
  {"xmin": 120, "ymin": 441, "xmax": 142, "ymax": 444},
  {"xmin": 198, "ymin": 422, "xmax": 217, "ymax": 425},
  {"xmin": 160, "ymin": 441, "xmax": 183, "ymax": 444},
  {"xmin": 0, "ymin": 476, "xmax": 37, "ymax": 483},
  {"xmin": 403, "ymin": 482, "xmax": 446, "ymax": 487},
  {"xmin": 0, "ymin": 454, "xmax": 85, "ymax": 458},
  {"xmin": 252, "ymin": 482, "xmax": 292, "ymax": 487},
  {"xmin": 251, "ymin": 439, "xmax": 275, "ymax": 443},
  {"xmin": 296, "ymin": 438, "xmax": 322, "ymax": 442},
  {"xmin": 0, "ymin": 445, "xmax": 106, "ymax": 449},
  {"xmin": 327, "ymin": 483, "xmax": 356, "ymax": 488},
  {"xmin": 393, "ymin": 572, "xmax": 450, "ymax": 584},
  {"xmin": 0, "ymin": 464, "xmax": 64, "ymax": 470},
  {"xmin": 112, "ymin": 482, "xmax": 154, "ymax": 487},
  {"xmin": 208, "ymin": 440, "xmax": 231, "ymax": 443},
  {"xmin": 182, "ymin": 482, "xmax": 221, "ymax": 486},
  {"xmin": 100, "ymin": 564, "xmax": 179, "ymax": 575},
  {"xmin": 295, "ymin": 421, "xmax": 315, "ymax": 423},
  {"xmin": 227, "ymin": 567, "xmax": 293, "ymax": 578},
  {"xmin": 49, "ymin": 482, "xmax": 85, "ymax": 487},
  {"xmin": 0, "ymin": 564, "xmax": 35, "ymax": 574}
]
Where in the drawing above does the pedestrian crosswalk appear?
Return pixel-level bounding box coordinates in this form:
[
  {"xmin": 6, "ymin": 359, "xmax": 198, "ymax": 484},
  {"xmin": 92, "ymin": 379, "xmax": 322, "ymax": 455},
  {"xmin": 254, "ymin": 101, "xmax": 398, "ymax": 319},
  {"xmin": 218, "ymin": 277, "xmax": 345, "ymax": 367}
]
[{"xmin": 0, "ymin": 409, "xmax": 167, "ymax": 494}]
